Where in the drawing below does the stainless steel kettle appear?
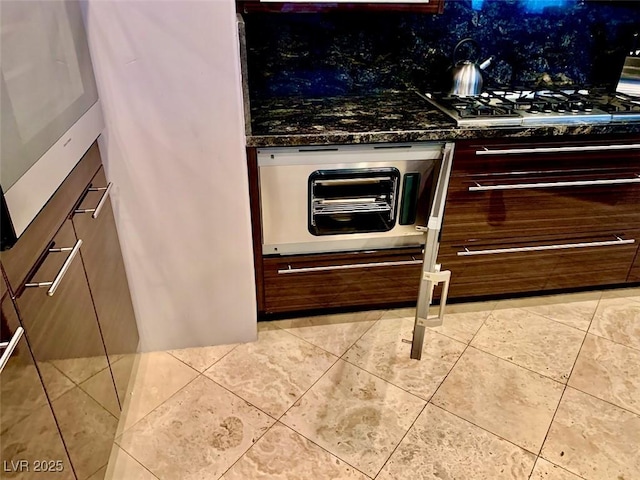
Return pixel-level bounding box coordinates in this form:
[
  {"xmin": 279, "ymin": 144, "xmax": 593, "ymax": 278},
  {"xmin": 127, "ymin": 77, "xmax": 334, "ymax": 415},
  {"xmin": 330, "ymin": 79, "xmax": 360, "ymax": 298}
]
[{"xmin": 450, "ymin": 38, "xmax": 493, "ymax": 97}]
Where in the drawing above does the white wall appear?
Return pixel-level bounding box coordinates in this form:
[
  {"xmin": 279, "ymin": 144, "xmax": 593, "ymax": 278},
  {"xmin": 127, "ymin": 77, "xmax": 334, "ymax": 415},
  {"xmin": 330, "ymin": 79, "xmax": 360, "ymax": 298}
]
[{"xmin": 82, "ymin": 0, "xmax": 257, "ymax": 351}]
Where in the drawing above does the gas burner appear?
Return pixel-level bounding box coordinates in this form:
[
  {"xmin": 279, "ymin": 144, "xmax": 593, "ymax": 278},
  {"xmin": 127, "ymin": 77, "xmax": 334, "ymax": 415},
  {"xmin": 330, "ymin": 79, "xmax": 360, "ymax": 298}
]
[{"xmin": 420, "ymin": 87, "xmax": 640, "ymax": 127}]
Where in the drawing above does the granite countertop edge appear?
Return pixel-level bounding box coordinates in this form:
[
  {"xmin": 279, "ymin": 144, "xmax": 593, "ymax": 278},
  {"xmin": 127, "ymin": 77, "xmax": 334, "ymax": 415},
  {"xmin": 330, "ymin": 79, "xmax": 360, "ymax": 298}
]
[
  {"xmin": 246, "ymin": 123, "xmax": 640, "ymax": 147},
  {"xmin": 246, "ymin": 91, "xmax": 640, "ymax": 148}
]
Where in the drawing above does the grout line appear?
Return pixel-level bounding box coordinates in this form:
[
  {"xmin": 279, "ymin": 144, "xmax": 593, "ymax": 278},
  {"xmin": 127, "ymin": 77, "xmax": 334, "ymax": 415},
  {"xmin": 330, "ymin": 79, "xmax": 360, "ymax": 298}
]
[
  {"xmin": 116, "ymin": 372, "xmax": 202, "ymax": 437},
  {"xmin": 108, "ymin": 445, "xmax": 161, "ymax": 480},
  {"xmin": 529, "ymin": 455, "xmax": 590, "ymax": 480},
  {"xmin": 563, "ymin": 384, "xmax": 640, "ymax": 418},
  {"xmin": 429, "ymin": 402, "xmax": 541, "ymax": 457},
  {"xmin": 167, "ymin": 343, "xmax": 240, "ymax": 374}
]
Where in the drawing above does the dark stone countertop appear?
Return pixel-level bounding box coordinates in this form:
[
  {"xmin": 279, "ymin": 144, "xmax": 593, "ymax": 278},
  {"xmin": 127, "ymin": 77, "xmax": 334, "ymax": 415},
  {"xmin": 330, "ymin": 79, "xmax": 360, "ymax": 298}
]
[{"xmin": 246, "ymin": 91, "xmax": 640, "ymax": 147}]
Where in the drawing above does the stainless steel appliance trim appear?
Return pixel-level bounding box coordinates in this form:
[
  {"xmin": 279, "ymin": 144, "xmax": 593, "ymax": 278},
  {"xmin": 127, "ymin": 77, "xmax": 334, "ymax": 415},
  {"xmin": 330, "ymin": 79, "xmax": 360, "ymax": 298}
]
[
  {"xmin": 277, "ymin": 258, "xmax": 423, "ymax": 274},
  {"xmin": 411, "ymin": 141, "xmax": 455, "ymax": 360},
  {"xmin": 457, "ymin": 237, "xmax": 635, "ymax": 256},
  {"xmin": 24, "ymin": 239, "xmax": 83, "ymax": 296},
  {"xmin": 75, "ymin": 182, "xmax": 112, "ymax": 219},
  {"xmin": 0, "ymin": 326, "xmax": 24, "ymax": 374},
  {"xmin": 475, "ymin": 144, "xmax": 640, "ymax": 156},
  {"xmin": 469, "ymin": 175, "xmax": 640, "ymax": 191}
]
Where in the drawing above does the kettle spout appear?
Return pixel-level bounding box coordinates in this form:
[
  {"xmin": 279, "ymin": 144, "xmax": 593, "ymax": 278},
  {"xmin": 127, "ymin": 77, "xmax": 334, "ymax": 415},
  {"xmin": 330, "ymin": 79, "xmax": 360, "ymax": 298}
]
[{"xmin": 479, "ymin": 56, "xmax": 494, "ymax": 70}]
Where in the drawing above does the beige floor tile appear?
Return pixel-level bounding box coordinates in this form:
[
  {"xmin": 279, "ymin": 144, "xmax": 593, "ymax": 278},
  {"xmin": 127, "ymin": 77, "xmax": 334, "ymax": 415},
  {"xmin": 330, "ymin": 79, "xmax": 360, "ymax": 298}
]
[
  {"xmin": 569, "ymin": 334, "xmax": 640, "ymax": 415},
  {"xmin": 383, "ymin": 300, "xmax": 494, "ymax": 344},
  {"xmin": 37, "ymin": 361, "xmax": 76, "ymax": 400},
  {"xmin": 118, "ymin": 351, "xmax": 199, "ymax": 433},
  {"xmin": 1, "ymin": 403, "xmax": 75, "ymax": 479},
  {"xmin": 110, "ymin": 354, "xmax": 137, "ymax": 406},
  {"xmin": 168, "ymin": 343, "xmax": 237, "ymax": 372},
  {"xmin": 272, "ymin": 310, "xmax": 383, "ymax": 356},
  {"xmin": 205, "ymin": 329, "xmax": 337, "ymax": 418},
  {"xmin": 343, "ymin": 316, "xmax": 465, "ymax": 400},
  {"xmin": 103, "ymin": 446, "xmax": 158, "ymax": 480},
  {"xmin": 600, "ymin": 287, "xmax": 640, "ymax": 302},
  {"xmin": 221, "ymin": 423, "xmax": 368, "ymax": 479},
  {"xmin": 530, "ymin": 458, "xmax": 585, "ymax": 480},
  {"xmin": 281, "ymin": 359, "xmax": 426, "ymax": 478},
  {"xmin": 470, "ymin": 308, "xmax": 585, "ymax": 382},
  {"xmin": 87, "ymin": 466, "xmax": 107, "ymax": 480},
  {"xmin": 497, "ymin": 292, "xmax": 601, "ymax": 331},
  {"xmin": 1, "ymin": 359, "xmax": 49, "ymax": 432},
  {"xmin": 80, "ymin": 367, "xmax": 121, "ymax": 418},
  {"xmin": 377, "ymin": 404, "xmax": 536, "ymax": 480},
  {"xmin": 589, "ymin": 297, "xmax": 640, "ymax": 350},
  {"xmin": 51, "ymin": 356, "xmax": 111, "ymax": 385},
  {"xmin": 117, "ymin": 376, "xmax": 274, "ymax": 480},
  {"xmin": 431, "ymin": 347, "xmax": 564, "ymax": 453},
  {"xmin": 52, "ymin": 386, "xmax": 119, "ymax": 480},
  {"xmin": 541, "ymin": 387, "xmax": 640, "ymax": 480}
]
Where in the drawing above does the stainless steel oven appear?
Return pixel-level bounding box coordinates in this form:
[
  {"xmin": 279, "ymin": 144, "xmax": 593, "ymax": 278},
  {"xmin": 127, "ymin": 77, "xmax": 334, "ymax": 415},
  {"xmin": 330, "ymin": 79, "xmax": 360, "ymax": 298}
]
[{"xmin": 257, "ymin": 142, "xmax": 453, "ymax": 255}]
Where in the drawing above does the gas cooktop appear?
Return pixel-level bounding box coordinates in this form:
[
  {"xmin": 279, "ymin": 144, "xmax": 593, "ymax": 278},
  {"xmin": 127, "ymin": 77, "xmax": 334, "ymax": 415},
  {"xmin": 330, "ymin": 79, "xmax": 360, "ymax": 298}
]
[{"xmin": 421, "ymin": 88, "xmax": 640, "ymax": 127}]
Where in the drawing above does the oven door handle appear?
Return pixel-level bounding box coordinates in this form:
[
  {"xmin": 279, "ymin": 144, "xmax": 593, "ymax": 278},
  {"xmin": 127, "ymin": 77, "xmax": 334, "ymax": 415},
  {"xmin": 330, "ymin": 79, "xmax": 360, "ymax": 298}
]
[
  {"xmin": 277, "ymin": 259, "xmax": 423, "ymax": 274},
  {"xmin": 475, "ymin": 144, "xmax": 640, "ymax": 156}
]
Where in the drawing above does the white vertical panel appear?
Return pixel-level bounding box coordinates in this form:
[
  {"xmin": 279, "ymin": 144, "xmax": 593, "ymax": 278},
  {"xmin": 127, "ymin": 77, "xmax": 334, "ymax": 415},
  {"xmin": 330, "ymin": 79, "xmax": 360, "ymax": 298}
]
[{"xmin": 82, "ymin": 0, "xmax": 257, "ymax": 351}]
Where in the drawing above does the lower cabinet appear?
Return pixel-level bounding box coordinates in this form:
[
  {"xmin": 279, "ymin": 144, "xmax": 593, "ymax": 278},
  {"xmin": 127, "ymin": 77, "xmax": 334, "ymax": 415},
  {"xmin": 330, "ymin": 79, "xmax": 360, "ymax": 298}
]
[
  {"xmin": 1, "ymin": 288, "xmax": 74, "ymax": 480},
  {"xmin": 73, "ymin": 167, "xmax": 139, "ymax": 407},
  {"xmin": 0, "ymin": 142, "xmax": 139, "ymax": 480},
  {"xmin": 262, "ymin": 247, "xmax": 423, "ymax": 314},
  {"xmin": 16, "ymin": 219, "xmax": 118, "ymax": 479}
]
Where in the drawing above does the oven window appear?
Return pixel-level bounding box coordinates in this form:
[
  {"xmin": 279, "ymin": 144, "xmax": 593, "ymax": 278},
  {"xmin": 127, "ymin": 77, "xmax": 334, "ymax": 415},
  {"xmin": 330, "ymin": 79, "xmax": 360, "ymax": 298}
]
[{"xmin": 308, "ymin": 168, "xmax": 400, "ymax": 236}]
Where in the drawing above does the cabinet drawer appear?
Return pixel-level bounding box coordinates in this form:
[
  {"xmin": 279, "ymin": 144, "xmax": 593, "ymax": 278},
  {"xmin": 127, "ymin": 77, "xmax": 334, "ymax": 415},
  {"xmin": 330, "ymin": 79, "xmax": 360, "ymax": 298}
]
[
  {"xmin": 442, "ymin": 137, "xmax": 640, "ymax": 242},
  {"xmin": 263, "ymin": 248, "xmax": 423, "ymax": 314},
  {"xmin": 438, "ymin": 231, "xmax": 639, "ymax": 298}
]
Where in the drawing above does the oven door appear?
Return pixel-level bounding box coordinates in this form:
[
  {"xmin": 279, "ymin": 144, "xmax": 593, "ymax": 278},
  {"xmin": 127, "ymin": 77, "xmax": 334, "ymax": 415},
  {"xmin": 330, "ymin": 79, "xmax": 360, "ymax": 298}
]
[{"xmin": 258, "ymin": 143, "xmax": 445, "ymax": 255}]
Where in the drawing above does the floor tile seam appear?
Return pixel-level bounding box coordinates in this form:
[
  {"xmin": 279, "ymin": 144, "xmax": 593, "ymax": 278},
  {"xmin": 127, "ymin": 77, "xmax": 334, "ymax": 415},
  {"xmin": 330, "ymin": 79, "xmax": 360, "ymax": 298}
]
[
  {"xmin": 537, "ymin": 323, "xmax": 593, "ymax": 458},
  {"xmin": 265, "ymin": 420, "xmax": 375, "ymax": 480},
  {"xmin": 463, "ymin": 344, "xmax": 570, "ymax": 386},
  {"xmin": 532, "ymin": 455, "xmax": 590, "ymax": 480},
  {"xmin": 562, "ymin": 384, "xmax": 640, "ymax": 418},
  {"xmin": 583, "ymin": 329, "xmax": 640, "ymax": 353},
  {"xmin": 280, "ymin": 317, "xmax": 380, "ymax": 358},
  {"xmin": 370, "ymin": 402, "xmax": 428, "ymax": 479},
  {"xmin": 374, "ymin": 313, "xmax": 477, "ymax": 345},
  {"xmin": 271, "ymin": 354, "xmax": 343, "ymax": 423},
  {"xmin": 215, "ymin": 419, "xmax": 287, "ymax": 480},
  {"xmin": 116, "ymin": 373, "xmax": 202, "ymax": 438},
  {"xmin": 518, "ymin": 308, "xmax": 595, "ymax": 333},
  {"xmin": 338, "ymin": 355, "xmax": 434, "ymax": 403},
  {"xmin": 106, "ymin": 446, "xmax": 161, "ymax": 480},
  {"xmin": 75, "ymin": 381, "xmax": 121, "ymax": 422},
  {"xmin": 46, "ymin": 359, "xmax": 96, "ymax": 389},
  {"xmin": 428, "ymin": 402, "xmax": 542, "ymax": 457},
  {"xmin": 167, "ymin": 343, "xmax": 240, "ymax": 374},
  {"xmin": 259, "ymin": 324, "xmax": 346, "ymax": 359},
  {"xmin": 198, "ymin": 372, "xmax": 283, "ymax": 422}
]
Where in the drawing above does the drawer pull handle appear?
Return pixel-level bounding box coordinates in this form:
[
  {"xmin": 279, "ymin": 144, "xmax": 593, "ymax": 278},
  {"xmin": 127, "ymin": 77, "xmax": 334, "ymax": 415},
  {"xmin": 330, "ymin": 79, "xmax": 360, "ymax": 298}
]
[
  {"xmin": 0, "ymin": 327, "xmax": 24, "ymax": 374},
  {"xmin": 278, "ymin": 259, "xmax": 423, "ymax": 274},
  {"xmin": 476, "ymin": 144, "xmax": 640, "ymax": 156},
  {"xmin": 457, "ymin": 236, "xmax": 635, "ymax": 256},
  {"xmin": 469, "ymin": 175, "xmax": 640, "ymax": 191},
  {"xmin": 75, "ymin": 182, "xmax": 113, "ymax": 219},
  {"xmin": 25, "ymin": 239, "xmax": 83, "ymax": 296}
]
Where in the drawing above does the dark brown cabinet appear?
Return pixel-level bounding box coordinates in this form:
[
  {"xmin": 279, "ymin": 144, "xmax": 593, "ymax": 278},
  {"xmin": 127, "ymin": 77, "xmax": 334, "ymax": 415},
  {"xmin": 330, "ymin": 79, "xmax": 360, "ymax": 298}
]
[
  {"xmin": 0, "ymin": 142, "xmax": 139, "ymax": 480},
  {"xmin": 438, "ymin": 135, "xmax": 640, "ymax": 299},
  {"xmin": 16, "ymin": 219, "xmax": 118, "ymax": 480},
  {"xmin": 263, "ymin": 247, "xmax": 424, "ymax": 314},
  {"xmin": 73, "ymin": 167, "xmax": 139, "ymax": 407},
  {"xmin": 1, "ymin": 275, "xmax": 74, "ymax": 480}
]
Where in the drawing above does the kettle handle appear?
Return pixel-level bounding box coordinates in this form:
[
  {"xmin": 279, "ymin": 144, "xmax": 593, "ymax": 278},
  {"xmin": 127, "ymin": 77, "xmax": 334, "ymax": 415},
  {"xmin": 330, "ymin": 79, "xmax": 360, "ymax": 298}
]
[{"xmin": 453, "ymin": 37, "xmax": 481, "ymax": 63}]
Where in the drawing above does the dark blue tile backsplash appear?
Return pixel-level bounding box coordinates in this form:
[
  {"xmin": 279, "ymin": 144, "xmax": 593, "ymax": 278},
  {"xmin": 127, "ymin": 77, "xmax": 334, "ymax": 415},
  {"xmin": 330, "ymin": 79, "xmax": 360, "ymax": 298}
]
[{"xmin": 244, "ymin": 0, "xmax": 640, "ymax": 100}]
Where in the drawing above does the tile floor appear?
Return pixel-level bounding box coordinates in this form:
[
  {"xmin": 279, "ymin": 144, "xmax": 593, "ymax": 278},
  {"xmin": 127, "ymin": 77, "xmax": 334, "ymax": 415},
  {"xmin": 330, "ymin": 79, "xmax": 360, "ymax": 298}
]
[{"xmin": 104, "ymin": 288, "xmax": 640, "ymax": 480}]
